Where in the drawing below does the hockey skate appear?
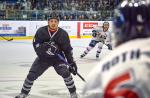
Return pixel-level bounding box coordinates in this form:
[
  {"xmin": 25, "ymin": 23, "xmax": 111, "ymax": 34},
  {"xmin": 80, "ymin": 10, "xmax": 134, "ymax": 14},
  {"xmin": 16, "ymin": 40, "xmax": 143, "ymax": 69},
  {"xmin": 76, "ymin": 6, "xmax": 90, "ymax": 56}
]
[
  {"xmin": 70, "ymin": 92, "xmax": 78, "ymax": 98},
  {"xmin": 96, "ymin": 54, "xmax": 99, "ymax": 58},
  {"xmin": 15, "ymin": 93, "xmax": 28, "ymax": 98}
]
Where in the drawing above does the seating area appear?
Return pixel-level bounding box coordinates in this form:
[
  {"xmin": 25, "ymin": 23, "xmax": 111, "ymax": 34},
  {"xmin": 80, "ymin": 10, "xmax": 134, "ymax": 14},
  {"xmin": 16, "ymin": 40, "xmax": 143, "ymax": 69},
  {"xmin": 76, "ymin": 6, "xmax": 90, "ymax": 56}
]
[{"xmin": 0, "ymin": 0, "xmax": 121, "ymax": 20}]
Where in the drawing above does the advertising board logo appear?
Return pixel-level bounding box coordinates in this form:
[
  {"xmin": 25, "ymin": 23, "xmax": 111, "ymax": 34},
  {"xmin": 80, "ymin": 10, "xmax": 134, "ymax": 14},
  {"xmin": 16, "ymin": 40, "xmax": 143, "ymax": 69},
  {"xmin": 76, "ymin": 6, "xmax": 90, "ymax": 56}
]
[
  {"xmin": 0, "ymin": 24, "xmax": 12, "ymax": 30},
  {"xmin": 83, "ymin": 22, "xmax": 98, "ymax": 29}
]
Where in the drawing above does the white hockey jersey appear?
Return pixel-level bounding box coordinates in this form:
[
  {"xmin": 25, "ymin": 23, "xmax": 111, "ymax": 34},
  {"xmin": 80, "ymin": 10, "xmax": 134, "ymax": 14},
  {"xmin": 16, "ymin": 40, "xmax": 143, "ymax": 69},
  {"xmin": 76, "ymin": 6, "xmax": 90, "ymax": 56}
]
[
  {"xmin": 105, "ymin": 31, "xmax": 112, "ymax": 45},
  {"xmin": 92, "ymin": 26, "xmax": 107, "ymax": 42},
  {"xmin": 82, "ymin": 38, "xmax": 150, "ymax": 98},
  {"xmin": 92, "ymin": 26, "xmax": 111, "ymax": 45}
]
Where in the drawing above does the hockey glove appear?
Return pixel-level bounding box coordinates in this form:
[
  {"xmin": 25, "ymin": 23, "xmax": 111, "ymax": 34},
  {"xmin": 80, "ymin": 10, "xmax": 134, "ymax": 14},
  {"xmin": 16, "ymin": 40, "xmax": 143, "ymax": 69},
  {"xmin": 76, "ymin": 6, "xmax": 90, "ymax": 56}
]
[
  {"xmin": 36, "ymin": 42, "xmax": 59, "ymax": 58},
  {"xmin": 69, "ymin": 62, "xmax": 78, "ymax": 75},
  {"xmin": 106, "ymin": 44, "xmax": 112, "ymax": 50},
  {"xmin": 92, "ymin": 30, "xmax": 97, "ymax": 37}
]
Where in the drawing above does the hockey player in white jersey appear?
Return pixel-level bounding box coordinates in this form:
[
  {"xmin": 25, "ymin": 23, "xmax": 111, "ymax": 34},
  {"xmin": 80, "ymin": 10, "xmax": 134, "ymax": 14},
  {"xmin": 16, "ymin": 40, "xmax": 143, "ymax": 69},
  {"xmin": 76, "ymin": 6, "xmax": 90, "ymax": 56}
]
[
  {"xmin": 80, "ymin": 22, "xmax": 112, "ymax": 59},
  {"xmin": 82, "ymin": 0, "xmax": 150, "ymax": 98}
]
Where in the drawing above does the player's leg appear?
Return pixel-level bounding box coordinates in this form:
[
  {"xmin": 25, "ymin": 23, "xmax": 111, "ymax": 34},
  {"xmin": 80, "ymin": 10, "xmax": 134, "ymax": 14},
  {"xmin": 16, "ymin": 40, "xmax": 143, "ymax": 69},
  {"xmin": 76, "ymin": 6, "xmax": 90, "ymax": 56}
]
[
  {"xmin": 96, "ymin": 42, "xmax": 103, "ymax": 58},
  {"xmin": 80, "ymin": 40, "xmax": 97, "ymax": 58},
  {"xmin": 53, "ymin": 60, "xmax": 77, "ymax": 98},
  {"xmin": 15, "ymin": 57, "xmax": 50, "ymax": 98}
]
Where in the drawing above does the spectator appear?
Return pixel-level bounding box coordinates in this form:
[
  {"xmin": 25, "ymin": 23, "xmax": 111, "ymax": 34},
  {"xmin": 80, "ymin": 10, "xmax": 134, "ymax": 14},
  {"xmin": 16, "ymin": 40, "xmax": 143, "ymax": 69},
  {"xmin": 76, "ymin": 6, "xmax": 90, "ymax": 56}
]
[
  {"xmin": 1, "ymin": 0, "xmax": 122, "ymax": 20},
  {"xmin": 63, "ymin": 15, "xmax": 68, "ymax": 20}
]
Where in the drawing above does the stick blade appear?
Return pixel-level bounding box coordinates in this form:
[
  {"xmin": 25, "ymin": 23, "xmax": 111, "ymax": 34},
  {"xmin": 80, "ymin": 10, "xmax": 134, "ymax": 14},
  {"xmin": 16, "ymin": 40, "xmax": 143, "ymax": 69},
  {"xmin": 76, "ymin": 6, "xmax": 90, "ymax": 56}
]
[
  {"xmin": 8, "ymin": 38, "xmax": 13, "ymax": 41},
  {"xmin": 77, "ymin": 73, "xmax": 86, "ymax": 82}
]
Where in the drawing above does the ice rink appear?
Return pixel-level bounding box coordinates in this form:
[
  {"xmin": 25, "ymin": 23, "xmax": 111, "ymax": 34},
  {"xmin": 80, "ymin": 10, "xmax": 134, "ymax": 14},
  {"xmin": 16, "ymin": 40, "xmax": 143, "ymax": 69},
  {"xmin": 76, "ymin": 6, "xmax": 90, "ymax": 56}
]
[{"xmin": 0, "ymin": 38, "xmax": 111, "ymax": 98}]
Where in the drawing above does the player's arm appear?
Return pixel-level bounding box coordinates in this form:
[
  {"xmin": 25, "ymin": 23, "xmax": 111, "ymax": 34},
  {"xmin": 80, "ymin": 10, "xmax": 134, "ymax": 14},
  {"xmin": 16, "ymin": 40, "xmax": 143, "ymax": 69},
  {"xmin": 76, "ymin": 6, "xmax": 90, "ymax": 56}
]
[
  {"xmin": 33, "ymin": 28, "xmax": 45, "ymax": 52},
  {"xmin": 105, "ymin": 32, "xmax": 112, "ymax": 50},
  {"xmin": 105, "ymin": 32, "xmax": 111, "ymax": 43},
  {"xmin": 82, "ymin": 67, "xmax": 103, "ymax": 98},
  {"xmin": 60, "ymin": 32, "xmax": 78, "ymax": 75}
]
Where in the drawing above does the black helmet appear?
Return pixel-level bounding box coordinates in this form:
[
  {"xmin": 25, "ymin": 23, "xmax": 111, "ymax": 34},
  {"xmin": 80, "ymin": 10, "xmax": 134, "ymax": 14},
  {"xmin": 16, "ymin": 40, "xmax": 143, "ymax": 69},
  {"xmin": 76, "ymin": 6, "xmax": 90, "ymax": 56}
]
[
  {"xmin": 113, "ymin": 0, "xmax": 150, "ymax": 46},
  {"xmin": 48, "ymin": 12, "xmax": 59, "ymax": 22}
]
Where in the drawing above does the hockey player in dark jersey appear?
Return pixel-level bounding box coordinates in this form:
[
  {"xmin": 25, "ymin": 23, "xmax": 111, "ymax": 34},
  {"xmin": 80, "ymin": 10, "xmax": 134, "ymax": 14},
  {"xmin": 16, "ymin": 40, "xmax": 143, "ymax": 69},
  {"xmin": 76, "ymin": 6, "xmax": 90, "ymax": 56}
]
[{"xmin": 15, "ymin": 13, "xmax": 78, "ymax": 98}]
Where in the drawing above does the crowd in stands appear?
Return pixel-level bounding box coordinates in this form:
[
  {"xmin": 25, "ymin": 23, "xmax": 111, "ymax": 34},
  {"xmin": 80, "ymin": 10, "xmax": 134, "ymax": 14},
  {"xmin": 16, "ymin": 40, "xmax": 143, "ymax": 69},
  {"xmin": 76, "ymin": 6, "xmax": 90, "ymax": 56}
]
[{"xmin": 0, "ymin": 0, "xmax": 121, "ymax": 21}]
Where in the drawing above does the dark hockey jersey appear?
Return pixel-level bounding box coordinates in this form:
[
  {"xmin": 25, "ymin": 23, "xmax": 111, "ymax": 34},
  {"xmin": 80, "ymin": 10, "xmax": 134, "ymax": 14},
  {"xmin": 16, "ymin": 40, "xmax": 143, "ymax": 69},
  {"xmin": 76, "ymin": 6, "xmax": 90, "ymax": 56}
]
[{"xmin": 33, "ymin": 25, "xmax": 74, "ymax": 63}]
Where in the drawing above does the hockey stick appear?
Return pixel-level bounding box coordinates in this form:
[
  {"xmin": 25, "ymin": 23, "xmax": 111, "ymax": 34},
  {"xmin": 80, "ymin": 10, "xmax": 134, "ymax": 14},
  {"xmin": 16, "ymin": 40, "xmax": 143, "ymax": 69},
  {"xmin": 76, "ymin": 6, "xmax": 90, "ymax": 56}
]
[
  {"xmin": 56, "ymin": 54, "xmax": 86, "ymax": 82},
  {"xmin": 0, "ymin": 35, "xmax": 13, "ymax": 41}
]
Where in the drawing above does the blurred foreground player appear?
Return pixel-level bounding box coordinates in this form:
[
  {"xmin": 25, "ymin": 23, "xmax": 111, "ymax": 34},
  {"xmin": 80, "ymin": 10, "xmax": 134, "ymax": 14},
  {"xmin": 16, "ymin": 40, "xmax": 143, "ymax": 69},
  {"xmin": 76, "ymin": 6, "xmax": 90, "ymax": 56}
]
[
  {"xmin": 80, "ymin": 22, "xmax": 112, "ymax": 59},
  {"xmin": 82, "ymin": 0, "xmax": 150, "ymax": 98},
  {"xmin": 15, "ymin": 13, "xmax": 78, "ymax": 98}
]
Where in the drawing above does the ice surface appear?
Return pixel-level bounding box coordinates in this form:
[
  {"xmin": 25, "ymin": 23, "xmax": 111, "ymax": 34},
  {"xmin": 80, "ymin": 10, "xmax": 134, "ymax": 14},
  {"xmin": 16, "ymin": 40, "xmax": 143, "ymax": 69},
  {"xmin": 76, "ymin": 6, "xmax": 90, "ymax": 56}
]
[{"xmin": 0, "ymin": 39, "xmax": 111, "ymax": 98}]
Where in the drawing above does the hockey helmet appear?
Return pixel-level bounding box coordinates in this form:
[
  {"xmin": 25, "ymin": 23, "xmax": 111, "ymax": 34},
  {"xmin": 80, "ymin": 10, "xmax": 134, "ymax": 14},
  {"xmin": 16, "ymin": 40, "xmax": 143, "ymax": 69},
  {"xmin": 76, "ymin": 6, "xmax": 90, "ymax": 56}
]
[
  {"xmin": 113, "ymin": 0, "xmax": 150, "ymax": 46},
  {"xmin": 48, "ymin": 12, "xmax": 59, "ymax": 22}
]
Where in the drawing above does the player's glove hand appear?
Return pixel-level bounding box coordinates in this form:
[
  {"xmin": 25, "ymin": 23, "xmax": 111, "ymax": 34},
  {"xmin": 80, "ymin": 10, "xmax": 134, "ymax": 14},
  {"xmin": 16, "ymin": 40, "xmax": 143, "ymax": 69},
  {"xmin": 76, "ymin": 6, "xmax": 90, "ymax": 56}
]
[
  {"xmin": 107, "ymin": 44, "xmax": 112, "ymax": 50},
  {"xmin": 69, "ymin": 62, "xmax": 78, "ymax": 75},
  {"xmin": 36, "ymin": 41, "xmax": 58, "ymax": 58},
  {"xmin": 92, "ymin": 30, "xmax": 97, "ymax": 37}
]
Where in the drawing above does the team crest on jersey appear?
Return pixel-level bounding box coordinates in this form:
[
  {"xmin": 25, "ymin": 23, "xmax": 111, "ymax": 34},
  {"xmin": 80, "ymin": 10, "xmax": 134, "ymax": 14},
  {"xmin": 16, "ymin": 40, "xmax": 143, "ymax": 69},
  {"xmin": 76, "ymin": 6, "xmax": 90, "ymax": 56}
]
[{"xmin": 46, "ymin": 48, "xmax": 55, "ymax": 56}]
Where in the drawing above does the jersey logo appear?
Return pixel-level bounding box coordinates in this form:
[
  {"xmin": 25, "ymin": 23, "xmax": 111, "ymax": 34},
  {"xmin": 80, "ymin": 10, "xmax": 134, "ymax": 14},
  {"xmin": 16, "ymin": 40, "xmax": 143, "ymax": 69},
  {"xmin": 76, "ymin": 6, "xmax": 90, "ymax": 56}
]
[{"xmin": 46, "ymin": 48, "xmax": 55, "ymax": 56}]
